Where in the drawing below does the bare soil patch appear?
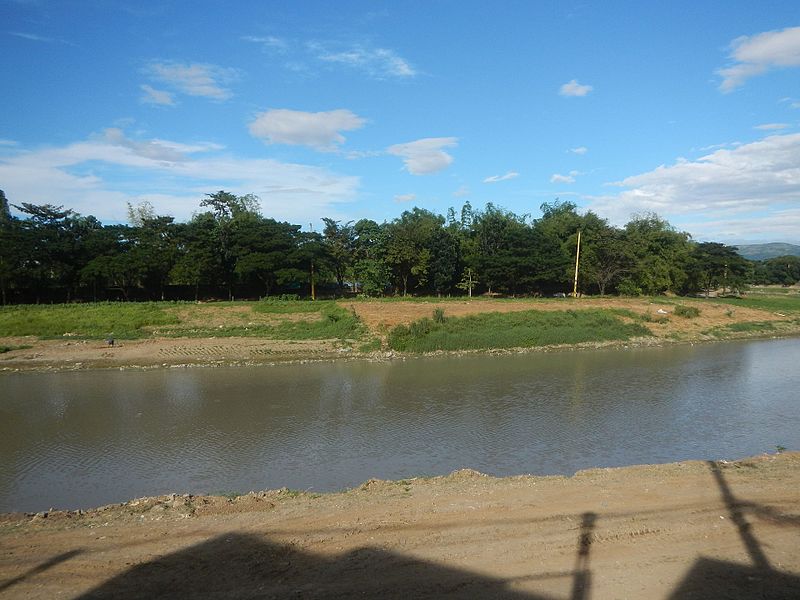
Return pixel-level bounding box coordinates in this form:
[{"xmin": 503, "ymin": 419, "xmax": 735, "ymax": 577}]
[
  {"xmin": 0, "ymin": 336, "xmax": 342, "ymax": 371},
  {"xmin": 1, "ymin": 453, "xmax": 798, "ymax": 598},
  {"xmin": 346, "ymin": 297, "xmax": 792, "ymax": 340},
  {"xmin": 159, "ymin": 304, "xmax": 320, "ymax": 331}
]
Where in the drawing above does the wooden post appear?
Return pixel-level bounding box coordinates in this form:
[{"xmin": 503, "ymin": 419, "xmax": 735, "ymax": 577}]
[
  {"xmin": 310, "ymin": 260, "xmax": 316, "ymax": 301},
  {"xmin": 572, "ymin": 230, "xmax": 581, "ymax": 298}
]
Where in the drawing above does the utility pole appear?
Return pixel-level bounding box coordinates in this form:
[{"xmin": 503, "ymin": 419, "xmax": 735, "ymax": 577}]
[
  {"xmin": 309, "ymin": 222, "xmax": 316, "ymax": 301},
  {"xmin": 572, "ymin": 229, "xmax": 581, "ymax": 298}
]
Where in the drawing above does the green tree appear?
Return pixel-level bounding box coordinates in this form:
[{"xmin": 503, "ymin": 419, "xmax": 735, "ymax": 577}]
[
  {"xmin": 169, "ymin": 215, "xmax": 220, "ymax": 300},
  {"xmin": 618, "ymin": 213, "xmax": 692, "ymax": 295},
  {"xmin": 321, "ymin": 218, "xmax": 355, "ymax": 295},
  {"xmin": 687, "ymin": 242, "xmax": 750, "ymax": 296},
  {"xmin": 384, "ymin": 208, "xmax": 443, "ymax": 296},
  {"xmin": 580, "ymin": 225, "xmax": 632, "ymax": 295}
]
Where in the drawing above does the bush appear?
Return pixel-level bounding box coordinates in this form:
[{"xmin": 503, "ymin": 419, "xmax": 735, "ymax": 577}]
[{"xmin": 674, "ymin": 305, "xmax": 700, "ymax": 318}]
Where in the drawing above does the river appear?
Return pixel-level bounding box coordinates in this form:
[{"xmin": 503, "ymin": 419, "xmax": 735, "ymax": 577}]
[{"xmin": 1, "ymin": 338, "xmax": 798, "ymax": 512}]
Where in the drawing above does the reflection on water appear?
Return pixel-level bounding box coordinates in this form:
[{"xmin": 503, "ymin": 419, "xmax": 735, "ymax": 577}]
[{"xmin": 1, "ymin": 338, "xmax": 799, "ymax": 512}]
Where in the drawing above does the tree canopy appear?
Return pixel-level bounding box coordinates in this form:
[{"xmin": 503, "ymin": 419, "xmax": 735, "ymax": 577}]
[{"xmin": 0, "ymin": 188, "xmax": 781, "ymax": 304}]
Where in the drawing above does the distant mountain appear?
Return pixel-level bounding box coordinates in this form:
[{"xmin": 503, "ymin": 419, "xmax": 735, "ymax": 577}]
[{"xmin": 734, "ymin": 243, "xmax": 800, "ymax": 261}]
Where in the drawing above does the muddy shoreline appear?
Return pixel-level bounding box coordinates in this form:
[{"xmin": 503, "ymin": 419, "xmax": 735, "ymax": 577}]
[{"xmin": 2, "ymin": 452, "xmax": 798, "ymax": 598}]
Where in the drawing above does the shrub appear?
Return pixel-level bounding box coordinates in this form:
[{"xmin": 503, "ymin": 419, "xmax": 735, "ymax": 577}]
[{"xmin": 674, "ymin": 305, "xmax": 700, "ymax": 318}]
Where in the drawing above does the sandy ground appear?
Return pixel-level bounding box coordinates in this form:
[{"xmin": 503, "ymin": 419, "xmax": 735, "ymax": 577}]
[
  {"xmin": 0, "ymin": 452, "xmax": 797, "ymax": 599},
  {"xmin": 1, "ymin": 297, "xmax": 796, "ymax": 372},
  {"xmin": 345, "ymin": 297, "xmax": 791, "ymax": 339}
]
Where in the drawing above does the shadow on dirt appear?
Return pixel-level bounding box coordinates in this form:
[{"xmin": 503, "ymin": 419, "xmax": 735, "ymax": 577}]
[
  {"xmin": 0, "ymin": 549, "xmax": 83, "ymax": 594},
  {"xmin": 74, "ymin": 531, "xmax": 549, "ymax": 599},
  {"xmin": 33, "ymin": 462, "xmax": 798, "ymax": 599},
  {"xmin": 667, "ymin": 461, "xmax": 800, "ymax": 599}
]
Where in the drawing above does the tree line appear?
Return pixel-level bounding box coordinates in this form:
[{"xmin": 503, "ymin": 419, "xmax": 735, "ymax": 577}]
[{"xmin": 0, "ymin": 188, "xmax": 795, "ymax": 305}]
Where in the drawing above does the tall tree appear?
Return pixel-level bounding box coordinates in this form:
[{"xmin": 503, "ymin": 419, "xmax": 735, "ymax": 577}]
[
  {"xmin": 198, "ymin": 191, "xmax": 261, "ymax": 299},
  {"xmin": 687, "ymin": 242, "xmax": 750, "ymax": 296},
  {"xmin": 321, "ymin": 218, "xmax": 355, "ymax": 295},
  {"xmin": 384, "ymin": 208, "xmax": 443, "ymax": 296}
]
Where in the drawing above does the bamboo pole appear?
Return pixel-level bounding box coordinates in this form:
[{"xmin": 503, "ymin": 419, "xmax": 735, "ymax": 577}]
[{"xmin": 572, "ymin": 230, "xmax": 581, "ymax": 298}]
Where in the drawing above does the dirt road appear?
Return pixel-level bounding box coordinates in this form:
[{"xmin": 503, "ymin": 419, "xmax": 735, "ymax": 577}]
[{"xmin": 1, "ymin": 453, "xmax": 798, "ymax": 599}]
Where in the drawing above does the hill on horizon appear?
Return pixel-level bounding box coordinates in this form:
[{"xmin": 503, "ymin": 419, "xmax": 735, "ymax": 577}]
[{"xmin": 734, "ymin": 243, "xmax": 800, "ymax": 261}]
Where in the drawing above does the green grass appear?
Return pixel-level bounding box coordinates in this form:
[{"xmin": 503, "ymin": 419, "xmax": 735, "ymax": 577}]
[
  {"xmin": 710, "ymin": 295, "xmax": 800, "ymax": 314},
  {"xmin": 0, "ymin": 300, "xmax": 364, "ymax": 341},
  {"xmin": 268, "ymin": 304, "xmax": 364, "ymax": 340},
  {"xmin": 358, "ymin": 338, "xmax": 382, "ymax": 352},
  {"xmin": 0, "ymin": 344, "xmax": 32, "ymax": 353},
  {"xmin": 674, "ymin": 305, "xmax": 701, "ymax": 318},
  {"xmin": 718, "ymin": 321, "xmax": 777, "ymax": 334},
  {"xmin": 0, "ymin": 302, "xmax": 179, "ymax": 339},
  {"xmin": 252, "ymin": 298, "xmax": 324, "ymax": 314},
  {"xmin": 348, "ymin": 295, "xmax": 571, "ymax": 304},
  {"xmin": 704, "ymin": 320, "xmax": 782, "ymax": 338},
  {"xmin": 157, "ymin": 302, "xmax": 364, "ymax": 340},
  {"xmin": 387, "ymin": 309, "xmax": 650, "ymax": 352}
]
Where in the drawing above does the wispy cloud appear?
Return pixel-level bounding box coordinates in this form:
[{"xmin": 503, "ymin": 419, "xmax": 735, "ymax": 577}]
[
  {"xmin": 8, "ymin": 31, "xmax": 74, "ymax": 45},
  {"xmin": 140, "ymin": 84, "xmax": 175, "ymax": 106},
  {"xmin": 453, "ymin": 185, "xmax": 470, "ymax": 198},
  {"xmin": 569, "ymin": 146, "xmax": 588, "ymax": 155},
  {"xmin": 145, "ymin": 61, "xmax": 237, "ymax": 101},
  {"xmin": 248, "ymin": 108, "xmax": 366, "ymax": 150},
  {"xmin": 313, "ymin": 43, "xmax": 416, "ymax": 79},
  {"xmin": 586, "ymin": 133, "xmax": 800, "ymax": 240},
  {"xmin": 559, "ymin": 79, "xmax": 593, "ymax": 97},
  {"xmin": 718, "ymin": 26, "xmax": 800, "ymax": 92},
  {"xmin": 242, "ymin": 35, "xmax": 288, "ymax": 52},
  {"xmin": 754, "ymin": 122, "xmax": 789, "ymax": 130},
  {"xmin": 550, "ymin": 170, "xmax": 580, "ymax": 184},
  {"xmin": 394, "ymin": 193, "xmax": 416, "ymax": 203},
  {"xmin": 0, "ymin": 130, "xmax": 359, "ymax": 224},
  {"xmin": 387, "ymin": 137, "xmax": 457, "ymax": 175},
  {"xmin": 483, "ymin": 171, "xmax": 519, "ymax": 183}
]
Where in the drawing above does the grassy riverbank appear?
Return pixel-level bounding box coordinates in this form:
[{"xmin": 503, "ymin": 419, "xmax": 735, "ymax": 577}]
[
  {"xmin": 0, "ymin": 300, "xmax": 363, "ymax": 340},
  {"xmin": 387, "ymin": 308, "xmax": 650, "ymax": 352},
  {"xmin": 0, "ymin": 292, "xmax": 798, "ymax": 370}
]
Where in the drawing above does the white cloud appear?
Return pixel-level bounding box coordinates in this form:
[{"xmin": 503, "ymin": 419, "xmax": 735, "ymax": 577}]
[
  {"xmin": 394, "ymin": 193, "xmax": 416, "ymax": 203},
  {"xmin": 0, "ymin": 139, "xmax": 18, "ymax": 146},
  {"xmin": 314, "ymin": 44, "xmax": 416, "ymax": 78},
  {"xmin": 248, "ymin": 109, "xmax": 366, "ymax": 150},
  {"xmin": 0, "ymin": 131, "xmax": 359, "ymax": 224},
  {"xmin": 140, "ymin": 84, "xmax": 175, "ymax": 106},
  {"xmin": 550, "ymin": 170, "xmax": 580, "ymax": 184},
  {"xmin": 453, "ymin": 185, "xmax": 470, "ymax": 197},
  {"xmin": 559, "ymin": 79, "xmax": 593, "ymax": 97},
  {"xmin": 242, "ymin": 35, "xmax": 288, "ymax": 51},
  {"xmin": 680, "ymin": 209, "xmax": 800, "ymax": 243},
  {"xmin": 754, "ymin": 122, "xmax": 789, "ymax": 130},
  {"xmin": 718, "ymin": 26, "xmax": 800, "ymax": 92},
  {"xmin": 569, "ymin": 146, "xmax": 588, "ymax": 155},
  {"xmin": 483, "ymin": 171, "xmax": 519, "ymax": 183},
  {"xmin": 145, "ymin": 61, "xmax": 237, "ymax": 101},
  {"xmin": 585, "ymin": 133, "xmax": 800, "ymax": 238},
  {"xmin": 100, "ymin": 128, "xmax": 186, "ymax": 161},
  {"xmin": 8, "ymin": 31, "xmax": 73, "ymax": 45},
  {"xmin": 387, "ymin": 137, "xmax": 457, "ymax": 175}
]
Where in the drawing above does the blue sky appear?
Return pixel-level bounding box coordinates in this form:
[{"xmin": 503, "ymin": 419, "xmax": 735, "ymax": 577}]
[{"xmin": 1, "ymin": 1, "xmax": 799, "ymax": 244}]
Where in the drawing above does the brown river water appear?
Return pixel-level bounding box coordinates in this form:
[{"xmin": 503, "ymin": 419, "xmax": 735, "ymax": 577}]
[{"xmin": 1, "ymin": 338, "xmax": 798, "ymax": 512}]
